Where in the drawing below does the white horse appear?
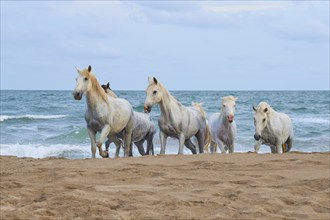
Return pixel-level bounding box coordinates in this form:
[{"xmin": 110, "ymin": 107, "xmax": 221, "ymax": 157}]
[
  {"xmin": 73, "ymin": 65, "xmax": 134, "ymax": 158},
  {"xmin": 144, "ymin": 77, "xmax": 208, "ymax": 155},
  {"xmin": 192, "ymin": 102, "xmax": 211, "ymax": 152},
  {"xmin": 253, "ymin": 102, "xmax": 294, "ymax": 153},
  {"xmin": 101, "ymin": 83, "xmax": 156, "ymax": 157},
  {"xmin": 208, "ymin": 96, "xmax": 237, "ymax": 153}
]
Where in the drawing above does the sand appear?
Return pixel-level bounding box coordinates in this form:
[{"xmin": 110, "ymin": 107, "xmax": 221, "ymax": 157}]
[{"xmin": 0, "ymin": 152, "xmax": 329, "ymax": 219}]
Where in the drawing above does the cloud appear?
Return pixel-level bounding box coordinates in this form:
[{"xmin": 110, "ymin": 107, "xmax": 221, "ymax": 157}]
[
  {"xmin": 203, "ymin": 3, "xmax": 287, "ymax": 14},
  {"xmin": 58, "ymin": 40, "xmax": 121, "ymax": 60},
  {"xmin": 269, "ymin": 19, "xmax": 329, "ymax": 43},
  {"xmin": 129, "ymin": 2, "xmax": 239, "ymax": 29},
  {"xmin": 262, "ymin": 59, "xmax": 288, "ymax": 68}
]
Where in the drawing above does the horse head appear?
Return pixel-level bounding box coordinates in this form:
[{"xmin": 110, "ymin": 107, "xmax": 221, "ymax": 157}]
[
  {"xmin": 144, "ymin": 76, "xmax": 162, "ymax": 113},
  {"xmin": 253, "ymin": 102, "xmax": 270, "ymax": 141},
  {"xmin": 101, "ymin": 82, "xmax": 111, "ymax": 94},
  {"xmin": 101, "ymin": 82, "xmax": 118, "ymax": 98},
  {"xmin": 221, "ymin": 96, "xmax": 237, "ymax": 123},
  {"xmin": 73, "ymin": 65, "xmax": 93, "ymax": 100}
]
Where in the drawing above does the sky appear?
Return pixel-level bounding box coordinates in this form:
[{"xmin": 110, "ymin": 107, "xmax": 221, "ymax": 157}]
[{"xmin": 1, "ymin": 1, "xmax": 329, "ymax": 90}]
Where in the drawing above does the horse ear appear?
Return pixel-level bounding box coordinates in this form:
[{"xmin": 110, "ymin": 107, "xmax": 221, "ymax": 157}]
[
  {"xmin": 75, "ymin": 66, "xmax": 81, "ymax": 74},
  {"xmin": 88, "ymin": 65, "xmax": 92, "ymax": 72},
  {"xmin": 252, "ymin": 106, "xmax": 257, "ymax": 111},
  {"xmin": 107, "ymin": 82, "xmax": 110, "ymax": 89},
  {"xmin": 153, "ymin": 77, "xmax": 158, "ymax": 84},
  {"xmin": 148, "ymin": 76, "xmax": 154, "ymax": 85},
  {"xmin": 264, "ymin": 107, "xmax": 268, "ymax": 113}
]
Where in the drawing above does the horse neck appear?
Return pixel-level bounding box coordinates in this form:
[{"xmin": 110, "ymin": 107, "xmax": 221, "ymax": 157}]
[
  {"xmin": 86, "ymin": 79, "xmax": 109, "ymax": 110},
  {"xmin": 266, "ymin": 108, "xmax": 276, "ymax": 126},
  {"xmin": 107, "ymin": 90, "xmax": 118, "ymax": 98},
  {"xmin": 159, "ymin": 85, "xmax": 180, "ymax": 121}
]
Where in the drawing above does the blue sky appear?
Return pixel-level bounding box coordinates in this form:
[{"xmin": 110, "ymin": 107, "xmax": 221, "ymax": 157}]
[{"xmin": 1, "ymin": 1, "xmax": 329, "ymax": 90}]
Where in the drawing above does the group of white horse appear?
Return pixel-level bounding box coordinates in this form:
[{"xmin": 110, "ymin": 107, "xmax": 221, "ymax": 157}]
[{"xmin": 73, "ymin": 66, "xmax": 294, "ymax": 158}]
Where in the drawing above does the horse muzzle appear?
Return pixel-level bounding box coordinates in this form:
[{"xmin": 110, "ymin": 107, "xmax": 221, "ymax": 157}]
[
  {"xmin": 254, "ymin": 133, "xmax": 261, "ymax": 141},
  {"xmin": 228, "ymin": 115, "xmax": 234, "ymax": 123},
  {"xmin": 73, "ymin": 91, "xmax": 82, "ymax": 100},
  {"xmin": 144, "ymin": 104, "xmax": 152, "ymax": 113}
]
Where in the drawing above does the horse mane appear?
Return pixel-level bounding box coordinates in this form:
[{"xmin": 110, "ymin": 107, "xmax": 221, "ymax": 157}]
[
  {"xmin": 157, "ymin": 82, "xmax": 182, "ymax": 107},
  {"xmin": 80, "ymin": 67, "xmax": 108, "ymax": 103},
  {"xmin": 221, "ymin": 95, "xmax": 237, "ymax": 103},
  {"xmin": 257, "ymin": 102, "xmax": 272, "ymax": 112},
  {"xmin": 192, "ymin": 102, "xmax": 207, "ymax": 117},
  {"xmin": 90, "ymin": 74, "xmax": 109, "ymax": 103}
]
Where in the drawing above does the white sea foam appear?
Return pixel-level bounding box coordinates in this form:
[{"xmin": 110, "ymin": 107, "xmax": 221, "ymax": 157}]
[
  {"xmin": 0, "ymin": 114, "xmax": 67, "ymax": 122},
  {"xmin": 292, "ymin": 117, "xmax": 330, "ymax": 124},
  {"xmin": 0, "ymin": 143, "xmax": 95, "ymax": 159},
  {"xmin": 0, "ymin": 143, "xmax": 150, "ymax": 159}
]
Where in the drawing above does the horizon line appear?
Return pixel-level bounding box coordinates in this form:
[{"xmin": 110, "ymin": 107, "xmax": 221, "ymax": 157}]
[{"xmin": 1, "ymin": 89, "xmax": 329, "ymax": 92}]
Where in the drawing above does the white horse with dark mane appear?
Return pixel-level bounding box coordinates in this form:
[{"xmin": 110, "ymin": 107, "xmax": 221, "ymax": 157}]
[
  {"xmin": 253, "ymin": 101, "xmax": 294, "ymax": 153},
  {"xmin": 144, "ymin": 77, "xmax": 209, "ymax": 154},
  {"xmin": 73, "ymin": 65, "xmax": 134, "ymax": 158},
  {"xmin": 101, "ymin": 83, "xmax": 156, "ymax": 156},
  {"xmin": 208, "ymin": 96, "xmax": 237, "ymax": 153}
]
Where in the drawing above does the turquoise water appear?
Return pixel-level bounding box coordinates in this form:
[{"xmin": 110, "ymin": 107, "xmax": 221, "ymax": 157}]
[{"xmin": 0, "ymin": 90, "xmax": 329, "ymax": 158}]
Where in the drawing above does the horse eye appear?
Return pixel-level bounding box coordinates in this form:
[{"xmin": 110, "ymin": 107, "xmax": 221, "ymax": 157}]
[
  {"xmin": 153, "ymin": 90, "xmax": 157, "ymax": 95},
  {"xmin": 84, "ymin": 77, "xmax": 88, "ymax": 81},
  {"xmin": 263, "ymin": 118, "xmax": 266, "ymax": 122}
]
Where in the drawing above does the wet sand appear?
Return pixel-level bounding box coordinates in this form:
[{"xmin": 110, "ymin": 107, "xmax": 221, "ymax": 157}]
[{"xmin": 1, "ymin": 152, "xmax": 329, "ymax": 219}]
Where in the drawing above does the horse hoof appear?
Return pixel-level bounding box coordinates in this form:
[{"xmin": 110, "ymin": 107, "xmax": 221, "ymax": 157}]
[{"xmin": 101, "ymin": 151, "xmax": 108, "ymax": 158}]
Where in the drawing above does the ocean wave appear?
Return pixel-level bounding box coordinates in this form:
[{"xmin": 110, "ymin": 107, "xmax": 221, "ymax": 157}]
[
  {"xmin": 0, "ymin": 114, "xmax": 67, "ymax": 122},
  {"xmin": 0, "ymin": 143, "xmax": 149, "ymax": 159},
  {"xmin": 292, "ymin": 117, "xmax": 329, "ymax": 124},
  {"xmin": 0, "ymin": 143, "xmax": 93, "ymax": 159}
]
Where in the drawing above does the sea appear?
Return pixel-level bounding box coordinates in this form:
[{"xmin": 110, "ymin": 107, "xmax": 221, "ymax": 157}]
[{"xmin": 0, "ymin": 90, "xmax": 329, "ymax": 159}]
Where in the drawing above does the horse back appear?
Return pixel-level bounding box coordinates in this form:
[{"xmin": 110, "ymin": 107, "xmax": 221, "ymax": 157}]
[
  {"xmin": 269, "ymin": 111, "xmax": 293, "ymax": 133},
  {"xmin": 106, "ymin": 98, "xmax": 134, "ymax": 133},
  {"xmin": 131, "ymin": 112, "xmax": 155, "ymax": 141}
]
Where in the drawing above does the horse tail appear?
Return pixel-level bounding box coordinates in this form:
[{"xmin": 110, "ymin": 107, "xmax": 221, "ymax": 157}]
[{"xmin": 204, "ymin": 123, "xmax": 211, "ymax": 152}]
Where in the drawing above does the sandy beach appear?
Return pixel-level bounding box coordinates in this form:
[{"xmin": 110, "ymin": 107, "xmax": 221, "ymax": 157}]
[{"xmin": 1, "ymin": 152, "xmax": 329, "ymax": 219}]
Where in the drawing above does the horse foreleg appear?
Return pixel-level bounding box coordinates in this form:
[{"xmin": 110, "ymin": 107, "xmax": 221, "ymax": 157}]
[
  {"xmin": 97, "ymin": 125, "xmax": 110, "ymax": 158},
  {"xmin": 159, "ymin": 131, "xmax": 167, "ymax": 154},
  {"xmin": 216, "ymin": 139, "xmax": 226, "ymax": 154},
  {"xmin": 229, "ymin": 144, "xmax": 235, "ymax": 153},
  {"xmin": 134, "ymin": 140, "xmax": 146, "ymax": 156},
  {"xmin": 87, "ymin": 128, "xmax": 97, "ymax": 158},
  {"xmin": 286, "ymin": 137, "xmax": 293, "ymax": 152},
  {"xmin": 178, "ymin": 133, "xmax": 185, "ymax": 154},
  {"xmin": 111, "ymin": 136, "xmax": 122, "ymax": 158},
  {"xmin": 270, "ymin": 146, "xmax": 277, "ymax": 153},
  {"xmin": 254, "ymin": 141, "xmax": 261, "ymax": 153},
  {"xmin": 195, "ymin": 131, "xmax": 205, "ymax": 154},
  {"xmin": 146, "ymin": 132, "xmax": 155, "ymax": 155},
  {"xmin": 210, "ymin": 141, "xmax": 217, "ymax": 153},
  {"xmin": 276, "ymin": 144, "xmax": 283, "ymax": 154},
  {"xmin": 105, "ymin": 139, "xmax": 111, "ymax": 153},
  {"xmin": 184, "ymin": 139, "xmax": 197, "ymax": 154},
  {"xmin": 123, "ymin": 130, "xmax": 133, "ymax": 158}
]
